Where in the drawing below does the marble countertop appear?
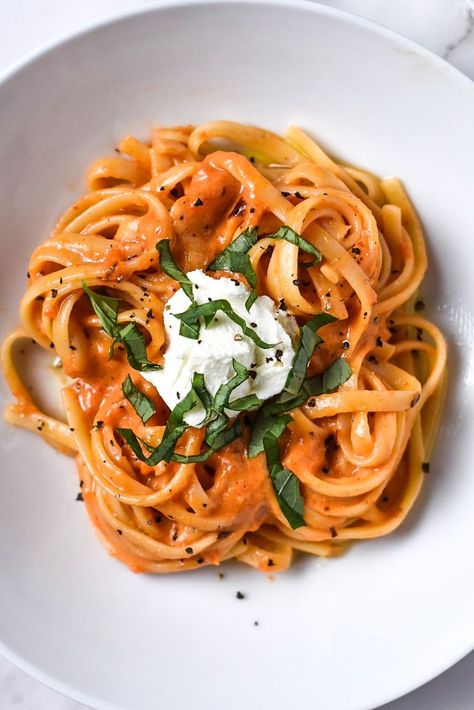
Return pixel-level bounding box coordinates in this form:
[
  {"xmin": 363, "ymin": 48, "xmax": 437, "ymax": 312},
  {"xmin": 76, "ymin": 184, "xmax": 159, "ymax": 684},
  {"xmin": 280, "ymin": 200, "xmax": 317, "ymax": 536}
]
[{"xmin": 0, "ymin": 1, "xmax": 473, "ymax": 708}]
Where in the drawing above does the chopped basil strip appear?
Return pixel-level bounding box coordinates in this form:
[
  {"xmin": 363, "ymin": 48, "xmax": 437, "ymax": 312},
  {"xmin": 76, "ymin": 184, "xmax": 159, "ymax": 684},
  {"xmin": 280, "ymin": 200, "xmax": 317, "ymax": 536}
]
[
  {"xmin": 207, "ymin": 225, "xmax": 321, "ymax": 310},
  {"xmin": 205, "ymin": 413, "xmax": 229, "ymax": 448},
  {"xmin": 116, "ymin": 322, "xmax": 163, "ymax": 372},
  {"xmin": 122, "ymin": 375, "xmax": 156, "ymax": 424},
  {"xmin": 170, "ymin": 420, "xmax": 243, "ymax": 463},
  {"xmin": 213, "ymin": 359, "xmax": 249, "ymax": 411},
  {"xmin": 302, "ymin": 357, "xmax": 352, "ymax": 397},
  {"xmin": 248, "ymin": 412, "xmax": 292, "ymax": 458},
  {"xmin": 82, "ymin": 283, "xmax": 120, "ymax": 334},
  {"xmin": 263, "ymin": 431, "xmax": 305, "ymax": 529},
  {"xmin": 248, "ymin": 314, "xmax": 351, "ymax": 457},
  {"xmin": 116, "ymin": 387, "xmax": 197, "ymax": 465},
  {"xmin": 268, "ymin": 226, "xmax": 322, "ymax": 266},
  {"xmin": 174, "ymin": 299, "xmax": 276, "ymax": 349},
  {"xmin": 82, "ymin": 282, "xmax": 161, "ymax": 372},
  {"xmin": 208, "ymin": 228, "xmax": 259, "ymax": 310},
  {"xmin": 284, "ymin": 313, "xmax": 336, "ymax": 395},
  {"xmin": 116, "ymin": 363, "xmax": 248, "ymax": 465},
  {"xmin": 179, "ymin": 319, "xmax": 201, "ymax": 340},
  {"xmin": 191, "ymin": 372, "xmax": 214, "ymax": 425},
  {"xmin": 203, "ymin": 418, "xmax": 243, "ymax": 452},
  {"xmin": 228, "ymin": 393, "xmax": 261, "ymax": 411},
  {"xmin": 204, "ymin": 359, "xmax": 250, "ymax": 445},
  {"xmin": 156, "ymin": 239, "xmax": 194, "ymax": 301}
]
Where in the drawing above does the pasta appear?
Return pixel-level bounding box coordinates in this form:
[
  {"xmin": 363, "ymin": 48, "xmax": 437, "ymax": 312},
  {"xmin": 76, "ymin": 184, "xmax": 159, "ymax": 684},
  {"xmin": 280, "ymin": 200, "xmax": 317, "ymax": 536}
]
[{"xmin": 2, "ymin": 121, "xmax": 447, "ymax": 573}]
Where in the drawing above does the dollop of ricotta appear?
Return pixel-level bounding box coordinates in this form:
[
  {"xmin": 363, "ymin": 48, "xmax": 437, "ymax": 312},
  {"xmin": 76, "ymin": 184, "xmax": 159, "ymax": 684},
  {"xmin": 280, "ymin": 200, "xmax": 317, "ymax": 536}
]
[{"xmin": 142, "ymin": 270, "xmax": 297, "ymax": 426}]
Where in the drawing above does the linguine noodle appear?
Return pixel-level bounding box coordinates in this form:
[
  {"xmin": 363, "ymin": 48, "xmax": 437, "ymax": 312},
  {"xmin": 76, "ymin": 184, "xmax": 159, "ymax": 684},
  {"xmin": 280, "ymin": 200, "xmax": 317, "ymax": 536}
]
[{"xmin": 2, "ymin": 121, "xmax": 447, "ymax": 573}]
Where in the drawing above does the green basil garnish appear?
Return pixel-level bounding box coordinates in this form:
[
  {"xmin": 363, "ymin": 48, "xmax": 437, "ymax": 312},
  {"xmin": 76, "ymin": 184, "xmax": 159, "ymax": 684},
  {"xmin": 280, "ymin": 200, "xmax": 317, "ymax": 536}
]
[
  {"xmin": 122, "ymin": 375, "xmax": 156, "ymax": 424},
  {"xmin": 213, "ymin": 359, "xmax": 249, "ymax": 411},
  {"xmin": 248, "ymin": 412, "xmax": 292, "ymax": 459},
  {"xmin": 207, "ymin": 225, "xmax": 321, "ymax": 311},
  {"xmin": 283, "ymin": 313, "xmax": 336, "ymax": 396},
  {"xmin": 208, "ymin": 228, "xmax": 259, "ymax": 310},
  {"xmin": 248, "ymin": 312, "xmax": 351, "ymax": 457},
  {"xmin": 115, "ymin": 322, "xmax": 162, "ymax": 372},
  {"xmin": 174, "ymin": 299, "xmax": 277, "ymax": 349},
  {"xmin": 82, "ymin": 282, "xmax": 161, "ymax": 372},
  {"xmin": 268, "ymin": 226, "xmax": 322, "ymax": 266},
  {"xmin": 190, "ymin": 372, "xmax": 214, "ymax": 425},
  {"xmin": 116, "ymin": 386, "xmax": 198, "ymax": 465},
  {"xmin": 263, "ymin": 431, "xmax": 305, "ymax": 529},
  {"xmin": 302, "ymin": 357, "xmax": 352, "ymax": 398},
  {"xmin": 156, "ymin": 239, "xmax": 194, "ymax": 301},
  {"xmin": 116, "ymin": 363, "xmax": 250, "ymax": 466},
  {"xmin": 228, "ymin": 393, "xmax": 261, "ymax": 411},
  {"xmin": 82, "ymin": 284, "xmax": 120, "ymax": 334}
]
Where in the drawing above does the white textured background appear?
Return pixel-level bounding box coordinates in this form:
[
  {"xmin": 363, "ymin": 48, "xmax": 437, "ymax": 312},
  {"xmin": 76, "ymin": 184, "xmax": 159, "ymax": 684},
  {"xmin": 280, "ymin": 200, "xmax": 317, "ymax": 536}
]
[{"xmin": 0, "ymin": 1, "xmax": 473, "ymax": 708}]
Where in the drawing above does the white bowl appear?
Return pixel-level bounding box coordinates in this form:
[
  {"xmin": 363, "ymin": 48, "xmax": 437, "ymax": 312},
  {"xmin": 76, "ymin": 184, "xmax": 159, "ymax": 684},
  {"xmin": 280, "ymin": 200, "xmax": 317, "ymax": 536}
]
[{"xmin": 1, "ymin": 2, "xmax": 473, "ymax": 709}]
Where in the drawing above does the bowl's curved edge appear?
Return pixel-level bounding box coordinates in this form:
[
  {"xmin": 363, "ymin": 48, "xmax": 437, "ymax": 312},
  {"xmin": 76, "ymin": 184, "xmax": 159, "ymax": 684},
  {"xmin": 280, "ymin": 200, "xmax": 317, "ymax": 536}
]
[
  {"xmin": 0, "ymin": 2, "xmax": 473, "ymax": 710},
  {"xmin": 0, "ymin": 0, "xmax": 473, "ymax": 93}
]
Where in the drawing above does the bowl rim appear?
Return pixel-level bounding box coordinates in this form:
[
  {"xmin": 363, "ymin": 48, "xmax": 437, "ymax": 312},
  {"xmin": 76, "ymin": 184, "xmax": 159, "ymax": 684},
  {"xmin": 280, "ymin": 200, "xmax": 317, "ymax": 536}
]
[
  {"xmin": 0, "ymin": 2, "xmax": 473, "ymax": 709},
  {"xmin": 0, "ymin": 0, "xmax": 473, "ymax": 92}
]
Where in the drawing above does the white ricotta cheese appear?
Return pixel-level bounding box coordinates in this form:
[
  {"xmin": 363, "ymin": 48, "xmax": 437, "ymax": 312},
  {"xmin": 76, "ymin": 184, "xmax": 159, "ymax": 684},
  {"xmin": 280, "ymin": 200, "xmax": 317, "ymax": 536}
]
[{"xmin": 142, "ymin": 270, "xmax": 297, "ymax": 426}]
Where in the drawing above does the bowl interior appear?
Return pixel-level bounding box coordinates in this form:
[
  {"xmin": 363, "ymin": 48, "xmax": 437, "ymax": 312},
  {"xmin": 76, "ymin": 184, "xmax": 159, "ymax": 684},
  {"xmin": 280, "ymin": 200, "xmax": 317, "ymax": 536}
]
[{"xmin": 1, "ymin": 2, "xmax": 474, "ymax": 710}]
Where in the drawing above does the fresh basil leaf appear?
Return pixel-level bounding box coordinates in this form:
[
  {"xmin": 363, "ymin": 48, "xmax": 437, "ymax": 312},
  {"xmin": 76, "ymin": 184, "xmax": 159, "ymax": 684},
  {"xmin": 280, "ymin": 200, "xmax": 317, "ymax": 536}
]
[
  {"xmin": 179, "ymin": 320, "xmax": 201, "ymax": 340},
  {"xmin": 115, "ymin": 322, "xmax": 162, "ymax": 372},
  {"xmin": 228, "ymin": 393, "xmax": 261, "ymax": 411},
  {"xmin": 207, "ymin": 418, "xmax": 243, "ymax": 450},
  {"xmin": 248, "ymin": 315, "xmax": 349, "ymax": 458},
  {"xmin": 204, "ymin": 359, "xmax": 249, "ymax": 445},
  {"xmin": 175, "ymin": 299, "xmax": 276, "ymax": 349},
  {"xmin": 268, "ymin": 226, "xmax": 322, "ymax": 266},
  {"xmin": 248, "ymin": 412, "xmax": 292, "ymax": 458},
  {"xmin": 210, "ymin": 228, "xmax": 259, "ymax": 265},
  {"xmin": 82, "ymin": 282, "xmax": 161, "ymax": 372},
  {"xmin": 116, "ymin": 386, "xmax": 197, "ymax": 465},
  {"xmin": 170, "ymin": 450, "xmax": 214, "ymax": 463},
  {"xmin": 302, "ymin": 357, "xmax": 352, "ymax": 397},
  {"xmin": 122, "ymin": 375, "xmax": 156, "ymax": 424},
  {"xmin": 205, "ymin": 412, "xmax": 229, "ymax": 448},
  {"xmin": 114, "ymin": 427, "xmax": 150, "ymax": 460},
  {"xmin": 263, "ymin": 431, "xmax": 305, "ymax": 529},
  {"xmin": 284, "ymin": 313, "xmax": 336, "ymax": 395},
  {"xmin": 156, "ymin": 239, "xmax": 194, "ymax": 301},
  {"xmin": 322, "ymin": 357, "xmax": 352, "ymax": 391},
  {"xmin": 191, "ymin": 372, "xmax": 214, "ymax": 426},
  {"xmin": 116, "ymin": 372, "xmax": 243, "ymax": 466},
  {"xmin": 208, "ymin": 228, "xmax": 259, "ymax": 310},
  {"xmin": 213, "ymin": 359, "xmax": 249, "ymax": 411},
  {"xmin": 81, "ymin": 282, "xmax": 120, "ymax": 336},
  {"xmin": 171, "ymin": 418, "xmax": 243, "ymax": 463}
]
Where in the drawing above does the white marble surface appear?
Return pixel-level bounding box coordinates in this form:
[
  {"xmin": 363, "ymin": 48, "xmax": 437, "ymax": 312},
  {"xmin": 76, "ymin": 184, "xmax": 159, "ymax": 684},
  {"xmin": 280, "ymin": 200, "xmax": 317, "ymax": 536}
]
[{"xmin": 0, "ymin": 1, "xmax": 473, "ymax": 708}]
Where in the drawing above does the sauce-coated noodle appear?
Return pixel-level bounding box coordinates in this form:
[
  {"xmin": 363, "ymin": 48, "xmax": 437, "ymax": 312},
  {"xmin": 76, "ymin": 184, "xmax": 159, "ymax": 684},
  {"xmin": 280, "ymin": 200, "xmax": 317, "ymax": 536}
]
[{"xmin": 2, "ymin": 121, "xmax": 447, "ymax": 573}]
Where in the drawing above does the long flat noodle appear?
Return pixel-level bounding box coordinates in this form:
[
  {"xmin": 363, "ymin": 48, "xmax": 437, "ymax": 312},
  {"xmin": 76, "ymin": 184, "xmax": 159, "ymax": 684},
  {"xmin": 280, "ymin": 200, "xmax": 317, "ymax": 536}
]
[{"xmin": 3, "ymin": 120, "xmax": 446, "ymax": 575}]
